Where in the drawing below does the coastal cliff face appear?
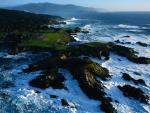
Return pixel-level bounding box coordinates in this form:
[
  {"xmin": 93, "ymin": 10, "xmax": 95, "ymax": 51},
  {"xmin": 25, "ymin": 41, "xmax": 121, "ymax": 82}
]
[{"xmin": 0, "ymin": 9, "xmax": 150, "ymax": 113}]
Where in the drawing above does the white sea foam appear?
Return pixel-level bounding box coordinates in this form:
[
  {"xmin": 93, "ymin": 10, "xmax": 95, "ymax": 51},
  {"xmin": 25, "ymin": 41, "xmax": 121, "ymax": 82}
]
[
  {"xmin": 126, "ymin": 29, "xmax": 143, "ymax": 32},
  {"xmin": 69, "ymin": 17, "xmax": 79, "ymax": 21},
  {"xmin": 81, "ymin": 24, "xmax": 91, "ymax": 31},
  {"xmin": 101, "ymin": 53, "xmax": 150, "ymax": 113},
  {"xmin": 64, "ymin": 17, "xmax": 79, "ymax": 25},
  {"xmin": 118, "ymin": 24, "xmax": 140, "ymax": 29}
]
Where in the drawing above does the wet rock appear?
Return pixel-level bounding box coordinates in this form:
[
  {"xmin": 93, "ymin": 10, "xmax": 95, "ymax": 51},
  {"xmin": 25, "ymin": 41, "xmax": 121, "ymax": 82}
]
[
  {"xmin": 118, "ymin": 85, "xmax": 149, "ymax": 103},
  {"xmin": 134, "ymin": 72, "xmax": 141, "ymax": 76},
  {"xmin": 100, "ymin": 97, "xmax": 117, "ymax": 113},
  {"xmin": 136, "ymin": 42, "xmax": 148, "ymax": 47},
  {"xmin": 123, "ymin": 35, "xmax": 130, "ymax": 38},
  {"xmin": 67, "ymin": 42, "xmax": 150, "ymax": 64},
  {"xmin": 50, "ymin": 95, "xmax": 58, "ymax": 98},
  {"xmin": 115, "ymin": 100, "xmax": 119, "ymax": 103},
  {"xmin": 61, "ymin": 99, "xmax": 76, "ymax": 108},
  {"xmin": 122, "ymin": 73, "xmax": 146, "ymax": 86},
  {"xmin": 114, "ymin": 40, "xmax": 122, "ymax": 44},
  {"xmin": 114, "ymin": 40, "xmax": 131, "ymax": 44},
  {"xmin": 34, "ymin": 90, "xmax": 40, "ymax": 93},
  {"xmin": 81, "ymin": 30, "xmax": 89, "ymax": 33},
  {"xmin": 29, "ymin": 69, "xmax": 65, "ymax": 89},
  {"xmin": 111, "ymin": 43, "xmax": 150, "ymax": 64},
  {"xmin": 61, "ymin": 99, "xmax": 70, "ymax": 106},
  {"xmin": 61, "ymin": 57, "xmax": 110, "ymax": 81},
  {"xmin": 68, "ymin": 42, "xmax": 111, "ymax": 60},
  {"xmin": 23, "ymin": 57, "xmax": 60, "ymax": 72},
  {"xmin": 61, "ymin": 57, "xmax": 116, "ymax": 112}
]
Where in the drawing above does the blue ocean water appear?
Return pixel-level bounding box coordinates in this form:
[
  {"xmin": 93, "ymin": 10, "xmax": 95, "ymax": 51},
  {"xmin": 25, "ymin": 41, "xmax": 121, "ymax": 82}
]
[{"xmin": 61, "ymin": 12, "xmax": 150, "ymax": 44}]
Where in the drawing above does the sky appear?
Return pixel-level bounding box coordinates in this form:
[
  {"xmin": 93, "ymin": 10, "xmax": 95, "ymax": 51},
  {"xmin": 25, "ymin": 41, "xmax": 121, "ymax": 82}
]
[{"xmin": 0, "ymin": 0, "xmax": 150, "ymax": 11}]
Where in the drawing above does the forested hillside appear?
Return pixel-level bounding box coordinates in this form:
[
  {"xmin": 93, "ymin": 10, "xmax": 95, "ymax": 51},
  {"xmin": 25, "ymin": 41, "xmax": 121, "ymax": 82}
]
[{"xmin": 0, "ymin": 9, "xmax": 62, "ymax": 32}]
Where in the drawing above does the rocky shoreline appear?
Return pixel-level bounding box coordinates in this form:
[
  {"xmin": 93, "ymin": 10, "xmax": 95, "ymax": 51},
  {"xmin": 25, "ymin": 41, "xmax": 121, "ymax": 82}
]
[
  {"xmin": 0, "ymin": 26, "xmax": 150, "ymax": 113},
  {"xmin": 1, "ymin": 26, "xmax": 150, "ymax": 113}
]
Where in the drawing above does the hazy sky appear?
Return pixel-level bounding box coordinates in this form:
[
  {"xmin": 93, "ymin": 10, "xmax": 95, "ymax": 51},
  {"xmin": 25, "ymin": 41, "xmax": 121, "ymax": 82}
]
[{"xmin": 0, "ymin": 0, "xmax": 150, "ymax": 11}]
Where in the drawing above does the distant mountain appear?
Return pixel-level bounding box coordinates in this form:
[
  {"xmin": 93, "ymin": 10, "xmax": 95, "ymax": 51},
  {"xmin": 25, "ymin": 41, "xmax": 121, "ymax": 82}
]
[{"xmin": 7, "ymin": 3, "xmax": 105, "ymax": 18}]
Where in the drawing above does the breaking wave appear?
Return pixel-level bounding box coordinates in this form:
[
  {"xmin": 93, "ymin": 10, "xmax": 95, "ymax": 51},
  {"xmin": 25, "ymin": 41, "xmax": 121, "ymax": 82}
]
[{"xmin": 118, "ymin": 24, "xmax": 140, "ymax": 29}]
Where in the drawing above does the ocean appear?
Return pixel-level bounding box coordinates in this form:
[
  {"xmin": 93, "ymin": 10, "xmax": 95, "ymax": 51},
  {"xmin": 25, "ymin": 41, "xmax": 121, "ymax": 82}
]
[{"xmin": 0, "ymin": 12, "xmax": 150, "ymax": 113}]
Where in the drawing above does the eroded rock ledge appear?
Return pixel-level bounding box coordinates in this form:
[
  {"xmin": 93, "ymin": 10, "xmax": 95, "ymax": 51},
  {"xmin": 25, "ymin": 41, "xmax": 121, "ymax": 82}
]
[
  {"xmin": 20, "ymin": 40, "xmax": 150, "ymax": 113},
  {"xmin": 29, "ymin": 69, "xmax": 65, "ymax": 89},
  {"xmin": 24, "ymin": 56, "xmax": 117, "ymax": 113},
  {"xmin": 14, "ymin": 42, "xmax": 150, "ymax": 64},
  {"xmin": 118, "ymin": 85, "xmax": 149, "ymax": 104},
  {"xmin": 122, "ymin": 73, "xmax": 146, "ymax": 86}
]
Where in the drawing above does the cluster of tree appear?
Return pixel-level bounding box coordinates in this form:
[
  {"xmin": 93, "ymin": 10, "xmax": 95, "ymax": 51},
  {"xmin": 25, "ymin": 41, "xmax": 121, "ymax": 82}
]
[{"xmin": 0, "ymin": 9, "xmax": 62, "ymax": 32}]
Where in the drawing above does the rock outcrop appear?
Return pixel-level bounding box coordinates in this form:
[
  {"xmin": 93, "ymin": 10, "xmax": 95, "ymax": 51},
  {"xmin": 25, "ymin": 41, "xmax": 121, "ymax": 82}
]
[
  {"xmin": 122, "ymin": 73, "xmax": 146, "ymax": 86},
  {"xmin": 110, "ymin": 43, "xmax": 150, "ymax": 64},
  {"xmin": 24, "ymin": 55, "xmax": 116, "ymax": 113},
  {"xmin": 136, "ymin": 42, "xmax": 148, "ymax": 47},
  {"xmin": 118, "ymin": 85, "xmax": 149, "ymax": 103},
  {"xmin": 29, "ymin": 69, "xmax": 65, "ymax": 89}
]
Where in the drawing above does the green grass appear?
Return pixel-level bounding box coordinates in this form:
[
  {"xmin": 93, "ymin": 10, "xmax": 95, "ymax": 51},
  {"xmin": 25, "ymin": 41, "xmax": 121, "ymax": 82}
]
[{"xmin": 19, "ymin": 31, "xmax": 72, "ymax": 50}]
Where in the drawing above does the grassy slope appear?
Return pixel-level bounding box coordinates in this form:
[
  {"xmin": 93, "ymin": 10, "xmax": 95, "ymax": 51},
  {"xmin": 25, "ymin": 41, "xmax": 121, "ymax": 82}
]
[{"xmin": 19, "ymin": 30, "xmax": 72, "ymax": 50}]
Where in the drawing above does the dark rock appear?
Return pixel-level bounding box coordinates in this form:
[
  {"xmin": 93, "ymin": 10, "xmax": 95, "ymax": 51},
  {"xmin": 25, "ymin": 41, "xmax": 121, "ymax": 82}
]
[
  {"xmin": 34, "ymin": 90, "xmax": 40, "ymax": 93},
  {"xmin": 64, "ymin": 27, "xmax": 81, "ymax": 34},
  {"xmin": 122, "ymin": 73, "xmax": 146, "ymax": 86},
  {"xmin": 61, "ymin": 99, "xmax": 70, "ymax": 106},
  {"xmin": 114, "ymin": 40, "xmax": 121, "ymax": 43},
  {"xmin": 60, "ymin": 57, "xmax": 117, "ymax": 112},
  {"xmin": 61, "ymin": 99, "xmax": 76, "ymax": 108},
  {"xmin": 100, "ymin": 97, "xmax": 117, "ymax": 113},
  {"xmin": 135, "ymin": 79, "xmax": 146, "ymax": 86},
  {"xmin": 64, "ymin": 87, "xmax": 69, "ymax": 91},
  {"xmin": 81, "ymin": 30, "xmax": 89, "ymax": 33},
  {"xmin": 123, "ymin": 35, "xmax": 130, "ymax": 38},
  {"xmin": 111, "ymin": 43, "xmax": 150, "ymax": 64},
  {"xmin": 134, "ymin": 72, "xmax": 141, "ymax": 76},
  {"xmin": 29, "ymin": 69, "xmax": 65, "ymax": 89},
  {"xmin": 137, "ymin": 42, "xmax": 148, "ymax": 47},
  {"xmin": 118, "ymin": 58, "xmax": 122, "ymax": 61},
  {"xmin": 118, "ymin": 85, "xmax": 149, "ymax": 103},
  {"xmin": 61, "ymin": 57, "xmax": 110, "ymax": 81},
  {"xmin": 67, "ymin": 42, "xmax": 150, "ymax": 64},
  {"xmin": 23, "ymin": 57, "xmax": 60, "ymax": 72},
  {"xmin": 114, "ymin": 40, "xmax": 131, "ymax": 44},
  {"xmin": 50, "ymin": 95, "xmax": 58, "ymax": 98},
  {"xmin": 115, "ymin": 100, "xmax": 119, "ymax": 103},
  {"xmin": 74, "ymin": 27, "xmax": 81, "ymax": 33},
  {"xmin": 68, "ymin": 42, "xmax": 111, "ymax": 60},
  {"xmin": 122, "ymin": 73, "xmax": 133, "ymax": 81}
]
